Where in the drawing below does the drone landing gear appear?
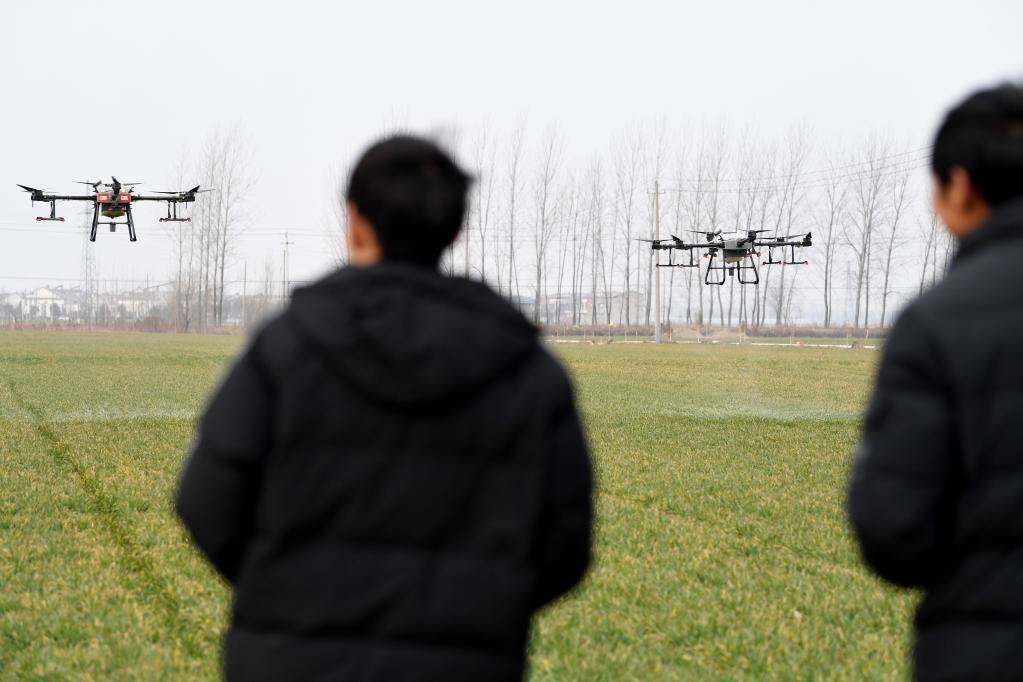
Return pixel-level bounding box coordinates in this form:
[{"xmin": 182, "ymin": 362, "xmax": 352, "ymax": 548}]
[
  {"xmin": 704, "ymin": 252, "xmax": 726, "ymax": 285},
  {"xmin": 704, "ymin": 253, "xmax": 760, "ymax": 285},
  {"xmin": 656, "ymin": 248, "xmax": 699, "ymax": 269},
  {"xmin": 90, "ymin": 202, "xmax": 100, "ymax": 241},
  {"xmin": 159, "ymin": 202, "xmax": 191, "ymax": 223},
  {"xmin": 765, "ymin": 244, "xmax": 807, "ymax": 266},
  {"xmin": 735, "ymin": 257, "xmax": 759, "ymax": 284},
  {"xmin": 36, "ymin": 200, "xmax": 65, "ymax": 222},
  {"xmin": 127, "ymin": 205, "xmax": 136, "ymax": 242},
  {"xmin": 90, "ymin": 205, "xmax": 137, "ymax": 242}
]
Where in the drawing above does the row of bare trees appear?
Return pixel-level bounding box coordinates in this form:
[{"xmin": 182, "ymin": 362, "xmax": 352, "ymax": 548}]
[
  {"xmin": 167, "ymin": 126, "xmax": 255, "ymax": 332},
  {"xmin": 402, "ymin": 122, "xmax": 953, "ymax": 330}
]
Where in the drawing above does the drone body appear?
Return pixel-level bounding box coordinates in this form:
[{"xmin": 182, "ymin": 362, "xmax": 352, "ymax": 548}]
[
  {"xmin": 640, "ymin": 229, "xmax": 812, "ymax": 285},
  {"xmin": 17, "ymin": 178, "xmax": 207, "ymax": 242}
]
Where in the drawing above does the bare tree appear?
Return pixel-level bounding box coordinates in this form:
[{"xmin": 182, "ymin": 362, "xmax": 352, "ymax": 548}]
[
  {"xmin": 612, "ymin": 131, "xmax": 643, "ymax": 325},
  {"xmin": 585, "ymin": 158, "xmax": 612, "ymax": 325},
  {"xmin": 643, "ymin": 120, "xmax": 669, "ymax": 326},
  {"xmin": 326, "ymin": 161, "xmax": 352, "ymax": 267},
  {"xmin": 845, "ymin": 139, "xmax": 890, "ymax": 328},
  {"xmin": 213, "ymin": 128, "xmax": 255, "ymax": 326},
  {"xmin": 700, "ymin": 128, "xmax": 727, "ymax": 327},
  {"xmin": 770, "ymin": 125, "xmax": 812, "ymax": 326},
  {"xmin": 469, "ymin": 124, "xmax": 498, "ymax": 283},
  {"xmin": 877, "ymin": 165, "xmax": 912, "ymax": 327},
  {"xmin": 187, "ymin": 126, "xmax": 254, "ymax": 330},
  {"xmin": 569, "ymin": 173, "xmax": 591, "ymax": 325},
  {"xmin": 815, "ymin": 151, "xmax": 850, "ymax": 328},
  {"xmin": 531, "ymin": 127, "xmax": 562, "ymax": 324},
  {"xmin": 918, "ymin": 209, "xmax": 941, "ymax": 294},
  {"xmin": 166, "ymin": 146, "xmax": 194, "ymax": 331},
  {"xmin": 681, "ymin": 136, "xmax": 712, "ymax": 325},
  {"xmin": 552, "ymin": 176, "xmax": 579, "ymax": 327},
  {"xmin": 505, "ymin": 121, "xmax": 526, "ymax": 304}
]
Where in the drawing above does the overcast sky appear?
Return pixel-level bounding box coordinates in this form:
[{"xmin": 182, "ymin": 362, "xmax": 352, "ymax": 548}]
[{"xmin": 1, "ymin": 0, "xmax": 1019, "ymax": 291}]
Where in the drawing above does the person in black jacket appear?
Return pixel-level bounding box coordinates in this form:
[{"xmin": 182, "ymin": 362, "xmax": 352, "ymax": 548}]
[
  {"xmin": 848, "ymin": 82, "xmax": 1023, "ymax": 681},
  {"xmin": 176, "ymin": 136, "xmax": 593, "ymax": 682}
]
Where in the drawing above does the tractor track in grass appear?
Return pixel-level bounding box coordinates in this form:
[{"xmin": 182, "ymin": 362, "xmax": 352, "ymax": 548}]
[{"xmin": 0, "ymin": 373, "xmax": 202, "ymax": 660}]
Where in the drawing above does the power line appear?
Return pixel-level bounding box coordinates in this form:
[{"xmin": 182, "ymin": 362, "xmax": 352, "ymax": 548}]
[{"xmin": 672, "ymin": 145, "xmax": 932, "ymax": 187}]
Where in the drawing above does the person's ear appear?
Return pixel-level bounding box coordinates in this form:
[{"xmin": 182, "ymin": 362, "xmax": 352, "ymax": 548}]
[
  {"xmin": 946, "ymin": 166, "xmax": 974, "ymax": 214},
  {"xmin": 346, "ymin": 203, "xmax": 384, "ymax": 265},
  {"xmin": 346, "ymin": 202, "xmax": 361, "ymax": 249}
]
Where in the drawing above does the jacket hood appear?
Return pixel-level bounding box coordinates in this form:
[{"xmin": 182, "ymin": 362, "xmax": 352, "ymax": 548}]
[
  {"xmin": 288, "ymin": 263, "xmax": 538, "ymax": 407},
  {"xmin": 954, "ymin": 196, "xmax": 1023, "ymax": 265}
]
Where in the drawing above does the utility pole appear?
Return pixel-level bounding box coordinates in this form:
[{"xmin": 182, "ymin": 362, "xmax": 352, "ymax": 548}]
[
  {"xmin": 281, "ymin": 231, "xmax": 295, "ymax": 303},
  {"xmin": 653, "ymin": 179, "xmax": 663, "ymax": 343},
  {"xmin": 80, "ymin": 200, "xmax": 97, "ymax": 327}
]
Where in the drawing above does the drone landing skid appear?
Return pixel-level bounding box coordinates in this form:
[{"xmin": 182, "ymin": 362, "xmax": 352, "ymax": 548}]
[
  {"xmin": 160, "ymin": 202, "xmax": 190, "ymax": 224},
  {"xmin": 704, "ymin": 253, "xmax": 760, "ymax": 285},
  {"xmin": 765, "ymin": 244, "xmax": 807, "ymax": 266},
  {"xmin": 36, "ymin": 200, "xmax": 64, "ymax": 222},
  {"xmin": 90, "ymin": 205, "xmax": 137, "ymax": 242},
  {"xmin": 656, "ymin": 249, "xmax": 699, "ymax": 269}
]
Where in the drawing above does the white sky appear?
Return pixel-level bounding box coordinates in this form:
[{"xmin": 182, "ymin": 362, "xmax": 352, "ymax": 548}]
[{"xmin": 1, "ymin": 0, "xmax": 1019, "ymax": 291}]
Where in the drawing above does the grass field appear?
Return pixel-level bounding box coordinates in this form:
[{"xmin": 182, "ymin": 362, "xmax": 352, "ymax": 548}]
[{"xmin": 0, "ymin": 331, "xmax": 914, "ymax": 680}]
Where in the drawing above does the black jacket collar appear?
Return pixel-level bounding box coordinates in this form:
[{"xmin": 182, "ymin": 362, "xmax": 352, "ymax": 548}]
[{"xmin": 954, "ymin": 197, "xmax": 1023, "ymax": 266}]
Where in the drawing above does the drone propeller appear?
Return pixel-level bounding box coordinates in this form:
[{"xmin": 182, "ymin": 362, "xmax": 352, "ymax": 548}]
[
  {"xmin": 688, "ymin": 229, "xmax": 722, "ymax": 244},
  {"xmin": 16, "ymin": 184, "xmax": 42, "ymax": 193},
  {"xmin": 151, "ymin": 185, "xmax": 212, "ymax": 198}
]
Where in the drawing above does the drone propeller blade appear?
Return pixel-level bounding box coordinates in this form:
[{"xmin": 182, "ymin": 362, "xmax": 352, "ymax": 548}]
[
  {"xmin": 17, "ymin": 184, "xmax": 41, "ymax": 193},
  {"xmin": 687, "ymin": 229, "xmax": 721, "ymax": 243}
]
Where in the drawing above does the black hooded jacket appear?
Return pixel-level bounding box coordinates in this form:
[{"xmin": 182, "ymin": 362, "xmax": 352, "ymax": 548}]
[
  {"xmin": 176, "ymin": 264, "xmax": 592, "ymax": 682},
  {"xmin": 849, "ymin": 198, "xmax": 1023, "ymax": 681}
]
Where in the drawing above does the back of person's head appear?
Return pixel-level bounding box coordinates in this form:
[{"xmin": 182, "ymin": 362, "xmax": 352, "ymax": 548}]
[
  {"xmin": 346, "ymin": 135, "xmax": 471, "ymax": 267},
  {"xmin": 932, "ymin": 82, "xmax": 1023, "ymax": 207}
]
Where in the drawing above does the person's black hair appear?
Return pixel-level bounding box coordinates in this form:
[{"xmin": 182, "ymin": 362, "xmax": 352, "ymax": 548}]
[
  {"xmin": 932, "ymin": 81, "xmax": 1023, "ymax": 206},
  {"xmin": 346, "ymin": 135, "xmax": 472, "ymax": 267}
]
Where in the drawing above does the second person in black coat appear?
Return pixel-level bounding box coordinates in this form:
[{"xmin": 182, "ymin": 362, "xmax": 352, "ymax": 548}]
[{"xmin": 849, "ymin": 83, "xmax": 1023, "ymax": 681}]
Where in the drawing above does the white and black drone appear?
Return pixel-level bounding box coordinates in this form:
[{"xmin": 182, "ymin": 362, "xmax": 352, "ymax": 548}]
[{"xmin": 640, "ymin": 229, "xmax": 812, "ymax": 285}]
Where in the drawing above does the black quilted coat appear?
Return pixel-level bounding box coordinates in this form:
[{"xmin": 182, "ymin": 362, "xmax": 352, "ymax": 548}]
[
  {"xmin": 849, "ymin": 199, "xmax": 1023, "ymax": 680},
  {"xmin": 176, "ymin": 263, "xmax": 592, "ymax": 681}
]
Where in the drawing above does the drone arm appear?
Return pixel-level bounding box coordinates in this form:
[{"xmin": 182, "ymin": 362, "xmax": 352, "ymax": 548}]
[
  {"xmin": 132, "ymin": 195, "xmax": 182, "ymax": 202},
  {"xmin": 38, "ymin": 195, "xmax": 95, "ymax": 202},
  {"xmin": 756, "ymin": 239, "xmax": 807, "ymax": 248}
]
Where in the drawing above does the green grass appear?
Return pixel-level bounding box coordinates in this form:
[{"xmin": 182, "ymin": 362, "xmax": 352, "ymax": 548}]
[{"xmin": 0, "ymin": 331, "xmax": 914, "ymax": 680}]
